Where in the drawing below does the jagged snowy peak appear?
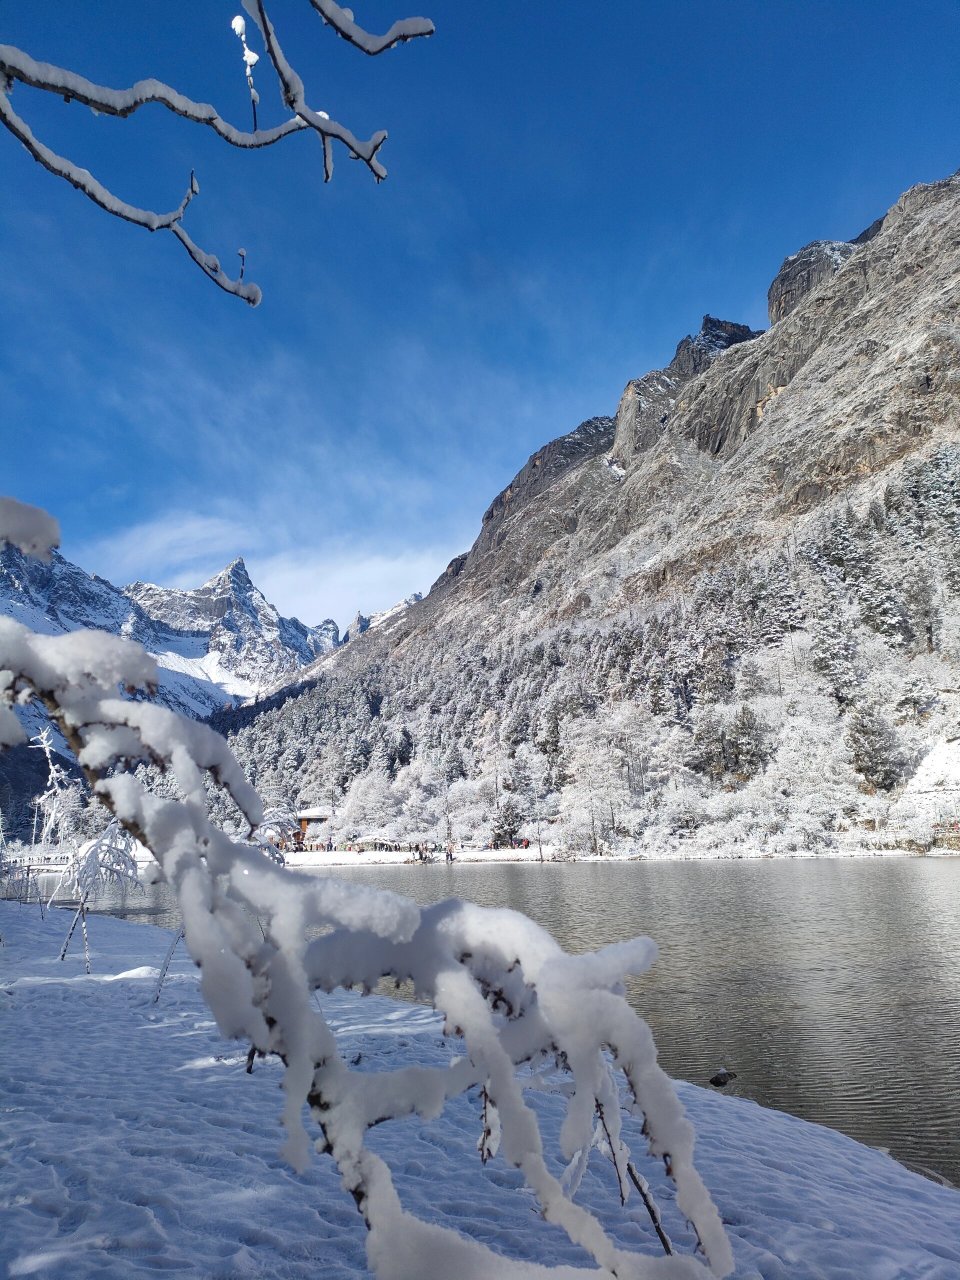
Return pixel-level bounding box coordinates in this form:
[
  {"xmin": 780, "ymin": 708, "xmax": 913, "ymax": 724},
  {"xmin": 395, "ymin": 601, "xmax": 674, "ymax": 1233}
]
[
  {"xmin": 126, "ymin": 557, "xmax": 339, "ymax": 672},
  {"xmin": 0, "ymin": 544, "xmax": 135, "ymax": 639},
  {"xmin": 0, "ymin": 545, "xmax": 338, "ymax": 718}
]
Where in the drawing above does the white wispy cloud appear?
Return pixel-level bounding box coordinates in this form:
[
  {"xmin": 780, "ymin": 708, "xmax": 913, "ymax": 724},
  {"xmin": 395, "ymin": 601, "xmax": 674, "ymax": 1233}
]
[
  {"xmin": 54, "ymin": 297, "xmax": 601, "ymax": 633},
  {"xmin": 251, "ymin": 545, "xmax": 455, "ymax": 630},
  {"xmin": 76, "ymin": 511, "xmax": 252, "ymax": 587},
  {"xmin": 74, "ymin": 505, "xmax": 458, "ymax": 632}
]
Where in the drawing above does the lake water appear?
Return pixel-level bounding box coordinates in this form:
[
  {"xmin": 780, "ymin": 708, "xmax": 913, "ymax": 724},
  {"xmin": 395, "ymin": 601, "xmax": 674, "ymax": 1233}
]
[{"xmin": 76, "ymin": 856, "xmax": 960, "ymax": 1186}]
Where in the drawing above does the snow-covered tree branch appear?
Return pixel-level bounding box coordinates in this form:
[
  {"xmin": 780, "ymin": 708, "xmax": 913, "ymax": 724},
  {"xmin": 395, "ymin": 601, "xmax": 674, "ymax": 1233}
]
[
  {"xmin": 0, "ymin": 496, "xmax": 733, "ymax": 1277},
  {"xmin": 0, "ymin": 0, "xmax": 434, "ymax": 304}
]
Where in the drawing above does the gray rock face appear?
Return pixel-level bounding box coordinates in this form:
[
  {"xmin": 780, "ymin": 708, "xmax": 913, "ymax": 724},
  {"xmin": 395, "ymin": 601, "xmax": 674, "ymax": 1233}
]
[
  {"xmin": 670, "ymin": 316, "xmax": 763, "ymax": 382},
  {"xmin": 430, "ymin": 553, "xmax": 469, "ymax": 593},
  {"xmin": 767, "ymin": 240, "xmax": 856, "ymax": 324},
  {"xmin": 472, "ymin": 417, "xmax": 615, "ymax": 559},
  {"xmin": 610, "ymin": 316, "xmax": 762, "ymax": 467},
  {"xmin": 318, "ymin": 171, "xmax": 960, "ymax": 677},
  {"xmin": 341, "ymin": 611, "xmax": 371, "ymax": 645}
]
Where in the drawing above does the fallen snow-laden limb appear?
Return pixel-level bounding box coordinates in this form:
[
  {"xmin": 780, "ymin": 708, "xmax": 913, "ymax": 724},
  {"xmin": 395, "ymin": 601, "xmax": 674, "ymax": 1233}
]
[
  {"xmin": 0, "ymin": 499, "xmax": 732, "ymax": 1278},
  {"xmin": 0, "ymin": 1, "xmax": 433, "ymax": 302}
]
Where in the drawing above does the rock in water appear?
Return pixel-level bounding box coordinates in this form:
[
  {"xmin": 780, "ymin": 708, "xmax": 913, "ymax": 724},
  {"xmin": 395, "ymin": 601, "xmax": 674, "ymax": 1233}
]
[{"xmin": 709, "ymin": 1069, "xmax": 738, "ymax": 1088}]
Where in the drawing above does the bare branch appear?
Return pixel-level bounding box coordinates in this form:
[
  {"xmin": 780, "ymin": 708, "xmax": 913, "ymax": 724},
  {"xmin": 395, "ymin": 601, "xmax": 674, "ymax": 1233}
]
[
  {"xmin": 0, "ymin": 89, "xmax": 261, "ymax": 305},
  {"xmin": 0, "ymin": 0, "xmax": 431, "ymax": 300},
  {"xmin": 171, "ymin": 223, "xmax": 262, "ymax": 305},
  {"xmin": 0, "ymin": 45, "xmax": 305, "ymax": 150},
  {"xmin": 245, "ymin": 0, "xmax": 388, "ymax": 182},
  {"xmin": 305, "ymin": 0, "xmax": 435, "ymax": 55}
]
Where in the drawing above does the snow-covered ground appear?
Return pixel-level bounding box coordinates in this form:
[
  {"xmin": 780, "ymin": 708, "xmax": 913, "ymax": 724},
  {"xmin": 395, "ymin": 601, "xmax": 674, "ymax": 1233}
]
[{"xmin": 2, "ymin": 901, "xmax": 958, "ymax": 1279}]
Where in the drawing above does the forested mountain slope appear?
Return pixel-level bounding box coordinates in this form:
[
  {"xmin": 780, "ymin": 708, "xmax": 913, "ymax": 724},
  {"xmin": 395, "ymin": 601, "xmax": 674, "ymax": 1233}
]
[{"xmin": 214, "ymin": 173, "xmax": 960, "ymax": 853}]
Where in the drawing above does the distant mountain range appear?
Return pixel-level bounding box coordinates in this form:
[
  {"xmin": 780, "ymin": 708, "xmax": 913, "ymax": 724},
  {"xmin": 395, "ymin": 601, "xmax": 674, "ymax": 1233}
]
[{"xmin": 0, "ymin": 547, "xmax": 339, "ymax": 718}]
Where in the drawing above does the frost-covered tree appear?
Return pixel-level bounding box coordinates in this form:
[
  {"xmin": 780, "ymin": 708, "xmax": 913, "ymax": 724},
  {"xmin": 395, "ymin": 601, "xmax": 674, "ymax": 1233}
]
[
  {"xmin": 688, "ymin": 707, "xmax": 728, "ymax": 781},
  {"xmin": 29, "ymin": 728, "xmax": 85, "ymax": 853},
  {"xmin": 441, "ymin": 740, "xmax": 467, "ymax": 782},
  {"xmin": 846, "ymin": 698, "xmax": 908, "ymax": 792},
  {"xmin": 811, "ymin": 602, "xmax": 861, "ymax": 706},
  {"xmin": 0, "ymin": 3, "xmax": 434, "ymax": 302},
  {"xmin": 490, "ymin": 793, "xmax": 524, "ymax": 847},
  {"xmin": 898, "ymin": 671, "xmax": 939, "ymax": 720},
  {"xmin": 727, "ymin": 705, "xmax": 770, "ymax": 780}
]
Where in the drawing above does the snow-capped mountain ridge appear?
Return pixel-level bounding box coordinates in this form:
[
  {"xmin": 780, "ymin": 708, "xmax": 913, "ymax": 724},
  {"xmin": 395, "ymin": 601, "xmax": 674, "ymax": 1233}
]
[
  {"xmin": 341, "ymin": 593, "xmax": 424, "ymax": 646},
  {"xmin": 0, "ymin": 545, "xmax": 339, "ymax": 717},
  {"xmin": 126, "ymin": 556, "xmax": 339, "ymax": 679}
]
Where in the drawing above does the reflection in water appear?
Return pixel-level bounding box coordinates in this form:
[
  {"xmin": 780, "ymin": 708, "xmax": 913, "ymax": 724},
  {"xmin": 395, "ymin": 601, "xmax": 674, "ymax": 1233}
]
[{"xmin": 79, "ymin": 857, "xmax": 960, "ymax": 1185}]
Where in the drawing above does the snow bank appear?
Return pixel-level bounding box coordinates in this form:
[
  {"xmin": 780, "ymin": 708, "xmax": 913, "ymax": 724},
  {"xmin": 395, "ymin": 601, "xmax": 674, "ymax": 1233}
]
[{"xmin": 1, "ymin": 902, "xmax": 957, "ymax": 1279}]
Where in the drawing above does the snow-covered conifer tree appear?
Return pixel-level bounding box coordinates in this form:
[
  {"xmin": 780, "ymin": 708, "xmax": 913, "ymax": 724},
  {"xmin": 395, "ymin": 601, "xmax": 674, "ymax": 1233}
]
[
  {"xmin": 846, "ymin": 699, "xmax": 908, "ymax": 792},
  {"xmin": 811, "ymin": 600, "xmax": 861, "ymax": 706},
  {"xmin": 688, "ymin": 707, "xmax": 728, "ymax": 780},
  {"xmin": 727, "ymin": 705, "xmax": 771, "ymax": 780},
  {"xmin": 441, "ymin": 741, "xmax": 467, "ymax": 782}
]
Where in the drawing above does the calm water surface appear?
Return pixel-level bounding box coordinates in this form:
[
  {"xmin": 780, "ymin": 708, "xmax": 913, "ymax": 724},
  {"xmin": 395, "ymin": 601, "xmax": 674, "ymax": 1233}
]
[{"xmin": 84, "ymin": 857, "xmax": 960, "ymax": 1185}]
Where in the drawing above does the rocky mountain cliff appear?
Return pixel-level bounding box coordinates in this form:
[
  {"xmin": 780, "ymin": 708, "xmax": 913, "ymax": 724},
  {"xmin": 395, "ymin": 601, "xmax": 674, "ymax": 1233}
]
[
  {"xmin": 331, "ymin": 172, "xmax": 959, "ymax": 646},
  {"xmin": 0, "ymin": 547, "xmax": 339, "ymax": 718},
  {"xmin": 214, "ymin": 171, "xmax": 960, "ymax": 858}
]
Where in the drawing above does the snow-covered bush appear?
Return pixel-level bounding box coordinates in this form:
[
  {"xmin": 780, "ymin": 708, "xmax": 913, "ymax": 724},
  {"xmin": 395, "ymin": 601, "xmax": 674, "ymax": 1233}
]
[{"xmin": 0, "ymin": 496, "xmax": 733, "ymax": 1277}]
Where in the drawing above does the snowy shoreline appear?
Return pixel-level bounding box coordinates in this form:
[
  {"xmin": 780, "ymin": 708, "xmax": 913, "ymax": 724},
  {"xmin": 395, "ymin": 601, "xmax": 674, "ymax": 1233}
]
[
  {"xmin": 2, "ymin": 900, "xmax": 959, "ymax": 1279},
  {"xmin": 280, "ymin": 843, "xmax": 954, "ymax": 871}
]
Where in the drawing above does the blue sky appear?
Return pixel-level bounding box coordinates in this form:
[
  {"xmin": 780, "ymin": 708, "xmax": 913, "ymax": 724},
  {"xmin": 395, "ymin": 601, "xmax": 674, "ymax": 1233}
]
[{"xmin": 2, "ymin": 1, "xmax": 959, "ymax": 628}]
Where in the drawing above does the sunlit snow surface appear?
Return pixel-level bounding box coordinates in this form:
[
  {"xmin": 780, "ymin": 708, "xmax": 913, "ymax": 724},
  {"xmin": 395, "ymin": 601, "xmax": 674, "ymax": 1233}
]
[{"xmin": 1, "ymin": 903, "xmax": 958, "ymax": 1279}]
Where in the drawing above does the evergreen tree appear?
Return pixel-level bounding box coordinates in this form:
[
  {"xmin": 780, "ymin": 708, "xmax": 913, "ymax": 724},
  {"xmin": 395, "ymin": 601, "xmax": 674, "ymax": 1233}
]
[
  {"xmin": 491, "ymin": 795, "xmax": 523, "ymax": 847},
  {"xmin": 441, "ymin": 742, "xmax": 467, "ymax": 783},
  {"xmin": 696, "ymin": 637, "xmax": 735, "ymax": 703},
  {"xmin": 846, "ymin": 700, "xmax": 906, "ymax": 791},
  {"xmin": 897, "ymin": 673, "xmax": 938, "ymax": 720},
  {"xmin": 369, "ymin": 735, "xmax": 393, "ymax": 777},
  {"xmin": 811, "ymin": 605, "xmax": 860, "ymax": 706},
  {"xmin": 388, "ymin": 724, "xmax": 415, "ymax": 769},
  {"xmin": 737, "ymin": 655, "xmax": 767, "ymax": 698},
  {"xmin": 904, "ymin": 566, "xmax": 940, "ymax": 653},
  {"xmin": 688, "ymin": 707, "xmax": 728, "ymax": 780},
  {"xmin": 727, "ymin": 705, "xmax": 771, "ymax": 779},
  {"xmin": 858, "ymin": 564, "xmax": 913, "ymax": 645}
]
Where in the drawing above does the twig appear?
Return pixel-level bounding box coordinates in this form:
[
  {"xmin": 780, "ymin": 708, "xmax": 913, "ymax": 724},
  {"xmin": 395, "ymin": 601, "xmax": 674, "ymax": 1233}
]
[
  {"xmin": 627, "ymin": 1160, "xmax": 675, "ymax": 1257},
  {"xmin": 153, "ymin": 925, "xmax": 185, "ymax": 1003}
]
